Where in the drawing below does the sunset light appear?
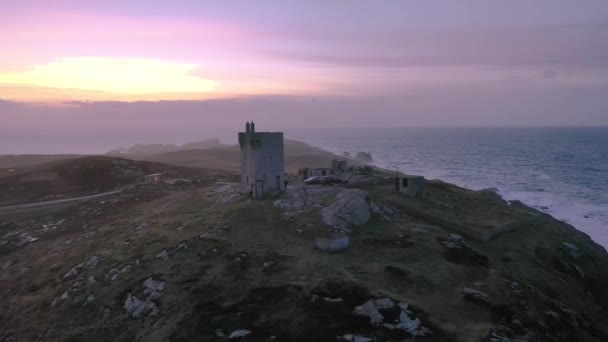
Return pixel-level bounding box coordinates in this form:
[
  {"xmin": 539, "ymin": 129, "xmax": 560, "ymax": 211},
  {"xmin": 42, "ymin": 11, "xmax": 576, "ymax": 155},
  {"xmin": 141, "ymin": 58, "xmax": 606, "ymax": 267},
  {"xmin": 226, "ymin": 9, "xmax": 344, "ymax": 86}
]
[{"xmin": 0, "ymin": 57, "xmax": 217, "ymax": 101}]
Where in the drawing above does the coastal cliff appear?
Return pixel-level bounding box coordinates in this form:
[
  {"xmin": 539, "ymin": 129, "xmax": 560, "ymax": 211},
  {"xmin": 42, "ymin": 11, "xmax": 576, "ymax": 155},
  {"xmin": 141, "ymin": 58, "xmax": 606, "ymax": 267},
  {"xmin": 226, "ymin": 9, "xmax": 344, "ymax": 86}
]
[{"xmin": 1, "ymin": 142, "xmax": 607, "ymax": 342}]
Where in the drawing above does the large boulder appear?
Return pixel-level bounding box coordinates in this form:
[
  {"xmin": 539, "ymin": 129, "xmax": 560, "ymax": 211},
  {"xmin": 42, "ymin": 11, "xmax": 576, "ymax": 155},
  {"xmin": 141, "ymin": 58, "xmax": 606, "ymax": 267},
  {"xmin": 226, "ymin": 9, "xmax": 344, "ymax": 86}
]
[{"xmin": 321, "ymin": 189, "xmax": 371, "ymax": 231}]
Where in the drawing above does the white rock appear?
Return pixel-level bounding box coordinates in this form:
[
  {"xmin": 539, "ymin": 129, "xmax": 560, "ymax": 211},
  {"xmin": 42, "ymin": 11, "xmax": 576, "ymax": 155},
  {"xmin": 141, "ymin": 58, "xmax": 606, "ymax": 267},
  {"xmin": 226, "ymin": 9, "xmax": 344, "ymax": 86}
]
[
  {"xmin": 315, "ymin": 235, "xmax": 349, "ymax": 253},
  {"xmin": 124, "ymin": 294, "xmax": 157, "ymax": 318},
  {"xmin": 383, "ymin": 308, "xmax": 431, "ymax": 336},
  {"xmin": 63, "ymin": 256, "xmax": 99, "ymax": 279},
  {"xmin": 341, "ymin": 334, "xmax": 372, "ymax": 342},
  {"xmin": 228, "ymin": 329, "xmax": 251, "ymax": 339},
  {"xmin": 123, "ymin": 277, "xmax": 165, "ymax": 318},
  {"xmin": 321, "ymin": 189, "xmax": 371, "ymax": 231},
  {"xmin": 354, "ymin": 300, "xmax": 384, "ymax": 325},
  {"xmin": 155, "ymin": 250, "xmax": 169, "ymax": 260},
  {"xmin": 143, "ymin": 277, "xmax": 165, "ymax": 296}
]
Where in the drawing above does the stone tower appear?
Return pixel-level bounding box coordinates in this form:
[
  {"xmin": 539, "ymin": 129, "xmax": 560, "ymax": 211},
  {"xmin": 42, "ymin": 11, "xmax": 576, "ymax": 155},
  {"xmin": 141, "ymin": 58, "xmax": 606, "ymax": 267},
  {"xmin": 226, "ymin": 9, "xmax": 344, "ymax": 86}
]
[{"xmin": 238, "ymin": 122, "xmax": 285, "ymax": 199}]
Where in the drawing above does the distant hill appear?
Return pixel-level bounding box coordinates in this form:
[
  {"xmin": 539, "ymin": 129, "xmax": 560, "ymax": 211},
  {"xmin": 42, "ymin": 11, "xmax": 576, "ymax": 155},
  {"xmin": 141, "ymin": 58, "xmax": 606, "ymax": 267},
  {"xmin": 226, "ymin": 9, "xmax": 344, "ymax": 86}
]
[
  {"xmin": 107, "ymin": 138, "xmax": 223, "ymax": 155},
  {"xmin": 0, "ymin": 154, "xmax": 84, "ymax": 168},
  {"xmin": 124, "ymin": 139, "xmax": 362, "ymax": 173},
  {"xmin": 0, "ymin": 156, "xmax": 216, "ymax": 206},
  {"xmin": 180, "ymin": 138, "xmax": 222, "ymax": 150}
]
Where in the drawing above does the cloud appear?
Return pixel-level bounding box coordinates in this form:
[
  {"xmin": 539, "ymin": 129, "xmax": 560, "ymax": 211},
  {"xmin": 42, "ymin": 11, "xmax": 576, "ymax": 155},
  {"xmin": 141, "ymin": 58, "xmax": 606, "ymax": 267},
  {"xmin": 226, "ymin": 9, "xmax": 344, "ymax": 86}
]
[
  {"xmin": 0, "ymin": 57, "xmax": 217, "ymax": 102},
  {"xmin": 261, "ymin": 23, "xmax": 608, "ymax": 70}
]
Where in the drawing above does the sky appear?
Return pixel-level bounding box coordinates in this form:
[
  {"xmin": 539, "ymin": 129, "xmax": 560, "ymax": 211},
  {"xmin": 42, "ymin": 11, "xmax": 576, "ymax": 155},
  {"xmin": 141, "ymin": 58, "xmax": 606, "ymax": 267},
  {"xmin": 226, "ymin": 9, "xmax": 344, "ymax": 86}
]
[{"xmin": 1, "ymin": 0, "xmax": 608, "ymax": 153}]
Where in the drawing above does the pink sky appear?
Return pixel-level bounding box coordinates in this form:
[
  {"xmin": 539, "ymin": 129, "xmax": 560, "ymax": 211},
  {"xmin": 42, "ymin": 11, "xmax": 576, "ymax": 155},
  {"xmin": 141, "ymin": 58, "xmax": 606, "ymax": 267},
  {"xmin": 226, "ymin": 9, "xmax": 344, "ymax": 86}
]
[{"xmin": 0, "ymin": 0, "xmax": 607, "ymax": 145}]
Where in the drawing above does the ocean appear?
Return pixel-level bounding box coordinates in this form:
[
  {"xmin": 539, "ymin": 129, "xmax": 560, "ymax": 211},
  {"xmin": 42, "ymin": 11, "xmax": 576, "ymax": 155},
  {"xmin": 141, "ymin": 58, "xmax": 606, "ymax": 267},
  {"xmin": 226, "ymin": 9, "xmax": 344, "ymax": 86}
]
[{"xmin": 288, "ymin": 127, "xmax": 608, "ymax": 249}]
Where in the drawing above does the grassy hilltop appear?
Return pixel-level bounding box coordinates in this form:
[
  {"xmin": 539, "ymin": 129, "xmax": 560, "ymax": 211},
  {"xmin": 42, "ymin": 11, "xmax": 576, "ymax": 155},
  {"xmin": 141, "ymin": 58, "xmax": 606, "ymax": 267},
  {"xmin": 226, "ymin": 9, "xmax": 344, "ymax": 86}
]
[{"xmin": 1, "ymin": 140, "xmax": 607, "ymax": 342}]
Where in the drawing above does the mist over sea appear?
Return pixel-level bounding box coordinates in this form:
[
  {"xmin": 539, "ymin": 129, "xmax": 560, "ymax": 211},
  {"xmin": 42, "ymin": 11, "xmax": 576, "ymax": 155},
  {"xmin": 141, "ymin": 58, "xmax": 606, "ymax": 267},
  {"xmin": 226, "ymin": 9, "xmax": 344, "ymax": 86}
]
[{"xmin": 289, "ymin": 127, "xmax": 608, "ymax": 249}]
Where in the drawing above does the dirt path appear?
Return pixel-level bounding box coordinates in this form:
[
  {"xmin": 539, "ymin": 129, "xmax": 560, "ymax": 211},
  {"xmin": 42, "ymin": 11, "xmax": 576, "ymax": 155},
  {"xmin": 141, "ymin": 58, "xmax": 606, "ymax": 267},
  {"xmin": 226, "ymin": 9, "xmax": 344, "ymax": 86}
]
[{"xmin": 0, "ymin": 189, "xmax": 123, "ymax": 216}]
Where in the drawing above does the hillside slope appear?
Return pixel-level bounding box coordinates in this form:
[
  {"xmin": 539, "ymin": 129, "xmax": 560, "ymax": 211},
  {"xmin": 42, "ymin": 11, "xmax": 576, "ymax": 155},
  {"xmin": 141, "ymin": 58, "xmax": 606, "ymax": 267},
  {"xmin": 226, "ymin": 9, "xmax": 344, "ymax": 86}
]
[
  {"xmin": 1, "ymin": 172, "xmax": 607, "ymax": 341},
  {"xmin": 0, "ymin": 156, "xmax": 215, "ymax": 206},
  {"xmin": 0, "ymin": 154, "xmax": 83, "ymax": 168}
]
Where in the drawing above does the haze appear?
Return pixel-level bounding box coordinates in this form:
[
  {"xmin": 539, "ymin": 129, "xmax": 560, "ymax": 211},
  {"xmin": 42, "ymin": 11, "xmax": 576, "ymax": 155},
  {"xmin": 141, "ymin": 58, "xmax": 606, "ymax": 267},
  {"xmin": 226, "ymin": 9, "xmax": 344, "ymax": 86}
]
[{"xmin": 1, "ymin": 0, "xmax": 608, "ymax": 153}]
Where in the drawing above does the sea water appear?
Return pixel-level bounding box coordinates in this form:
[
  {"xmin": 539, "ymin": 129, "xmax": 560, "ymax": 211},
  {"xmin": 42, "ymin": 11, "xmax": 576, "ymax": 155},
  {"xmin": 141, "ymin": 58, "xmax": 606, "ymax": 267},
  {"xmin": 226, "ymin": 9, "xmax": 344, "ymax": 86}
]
[{"xmin": 288, "ymin": 127, "xmax": 608, "ymax": 249}]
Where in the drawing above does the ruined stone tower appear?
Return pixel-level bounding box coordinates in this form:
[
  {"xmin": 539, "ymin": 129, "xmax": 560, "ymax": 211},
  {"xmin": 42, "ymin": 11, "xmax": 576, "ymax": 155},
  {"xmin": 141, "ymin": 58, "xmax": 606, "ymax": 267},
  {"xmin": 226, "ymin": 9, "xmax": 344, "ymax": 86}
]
[{"xmin": 238, "ymin": 122, "xmax": 285, "ymax": 199}]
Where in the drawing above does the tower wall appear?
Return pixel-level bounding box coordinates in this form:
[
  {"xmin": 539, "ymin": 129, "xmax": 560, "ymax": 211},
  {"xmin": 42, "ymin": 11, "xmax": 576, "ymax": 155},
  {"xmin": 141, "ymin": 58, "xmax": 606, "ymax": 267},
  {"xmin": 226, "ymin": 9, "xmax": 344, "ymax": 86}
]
[{"xmin": 238, "ymin": 127, "xmax": 284, "ymax": 198}]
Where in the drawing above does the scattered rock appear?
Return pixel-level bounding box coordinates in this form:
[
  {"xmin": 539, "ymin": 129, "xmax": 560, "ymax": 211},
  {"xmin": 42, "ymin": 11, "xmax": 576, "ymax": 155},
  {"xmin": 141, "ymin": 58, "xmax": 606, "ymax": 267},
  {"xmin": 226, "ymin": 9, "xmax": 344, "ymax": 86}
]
[
  {"xmin": 462, "ymin": 287, "xmax": 492, "ymax": 306},
  {"xmin": 353, "ymin": 298, "xmax": 431, "ymax": 336},
  {"xmin": 124, "ymin": 293, "xmax": 158, "ymax": 318},
  {"xmin": 124, "ymin": 277, "xmax": 165, "ymax": 318},
  {"xmin": 315, "ymin": 235, "xmax": 349, "ymax": 253},
  {"xmin": 228, "ymin": 329, "xmax": 251, "ymax": 339},
  {"xmin": 63, "ymin": 256, "xmax": 100, "ymax": 279},
  {"xmin": 143, "ymin": 277, "xmax": 165, "ymax": 299},
  {"xmin": 354, "ymin": 299, "xmax": 386, "ymax": 325},
  {"xmin": 155, "ymin": 250, "xmax": 169, "ymax": 260},
  {"xmin": 340, "ymin": 334, "xmax": 372, "ymax": 342}
]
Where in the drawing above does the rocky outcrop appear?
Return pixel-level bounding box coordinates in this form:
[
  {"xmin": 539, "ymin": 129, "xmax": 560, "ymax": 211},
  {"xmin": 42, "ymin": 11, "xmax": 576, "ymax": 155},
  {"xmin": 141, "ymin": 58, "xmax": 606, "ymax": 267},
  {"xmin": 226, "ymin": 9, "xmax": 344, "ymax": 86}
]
[
  {"xmin": 354, "ymin": 152, "xmax": 373, "ymax": 163},
  {"xmin": 274, "ymin": 186, "xmax": 340, "ymax": 219},
  {"xmin": 321, "ymin": 189, "xmax": 371, "ymax": 231}
]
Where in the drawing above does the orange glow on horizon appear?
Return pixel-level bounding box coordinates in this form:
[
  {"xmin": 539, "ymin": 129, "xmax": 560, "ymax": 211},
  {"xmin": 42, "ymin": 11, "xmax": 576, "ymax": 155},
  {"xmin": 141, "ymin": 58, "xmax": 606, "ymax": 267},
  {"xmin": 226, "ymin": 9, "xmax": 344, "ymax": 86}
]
[{"xmin": 0, "ymin": 57, "xmax": 219, "ymax": 102}]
